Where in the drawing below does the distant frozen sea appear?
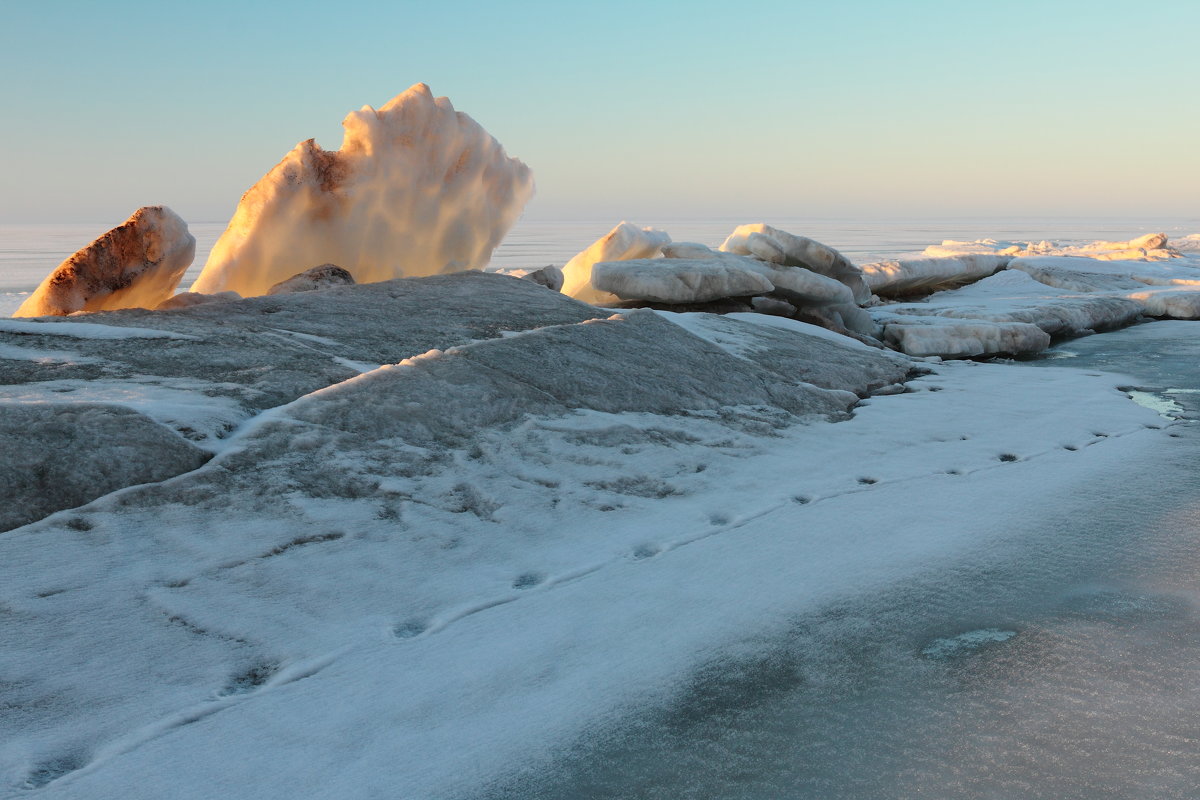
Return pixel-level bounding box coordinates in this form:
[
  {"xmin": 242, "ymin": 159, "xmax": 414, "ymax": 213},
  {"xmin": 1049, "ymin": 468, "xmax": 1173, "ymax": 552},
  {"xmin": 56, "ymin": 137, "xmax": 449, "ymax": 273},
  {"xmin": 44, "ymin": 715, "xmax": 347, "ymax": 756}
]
[{"xmin": 2, "ymin": 217, "xmax": 1198, "ymax": 315}]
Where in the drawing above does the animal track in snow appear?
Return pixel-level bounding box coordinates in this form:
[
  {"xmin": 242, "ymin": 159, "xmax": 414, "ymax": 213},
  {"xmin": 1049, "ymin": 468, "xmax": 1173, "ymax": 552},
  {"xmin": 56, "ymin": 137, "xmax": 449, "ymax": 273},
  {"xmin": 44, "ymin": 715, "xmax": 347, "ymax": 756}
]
[
  {"xmin": 512, "ymin": 573, "xmax": 543, "ymax": 590},
  {"xmin": 393, "ymin": 620, "xmax": 428, "ymax": 639},
  {"xmin": 24, "ymin": 752, "xmax": 88, "ymax": 789},
  {"xmin": 631, "ymin": 544, "xmax": 661, "ymax": 560}
]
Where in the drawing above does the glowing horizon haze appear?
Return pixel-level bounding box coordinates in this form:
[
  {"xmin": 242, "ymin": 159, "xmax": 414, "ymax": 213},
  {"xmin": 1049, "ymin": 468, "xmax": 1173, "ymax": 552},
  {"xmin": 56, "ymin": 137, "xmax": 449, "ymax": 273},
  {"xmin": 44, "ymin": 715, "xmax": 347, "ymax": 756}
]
[{"xmin": 1, "ymin": 0, "xmax": 1197, "ymax": 228}]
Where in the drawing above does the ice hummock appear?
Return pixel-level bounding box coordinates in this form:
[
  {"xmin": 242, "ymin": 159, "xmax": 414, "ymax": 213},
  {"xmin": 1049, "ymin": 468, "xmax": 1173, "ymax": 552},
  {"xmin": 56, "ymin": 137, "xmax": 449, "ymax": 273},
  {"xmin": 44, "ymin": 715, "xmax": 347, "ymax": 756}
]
[
  {"xmin": 190, "ymin": 84, "xmax": 534, "ymax": 298},
  {"xmin": 15, "ymin": 207, "xmax": 195, "ymax": 317}
]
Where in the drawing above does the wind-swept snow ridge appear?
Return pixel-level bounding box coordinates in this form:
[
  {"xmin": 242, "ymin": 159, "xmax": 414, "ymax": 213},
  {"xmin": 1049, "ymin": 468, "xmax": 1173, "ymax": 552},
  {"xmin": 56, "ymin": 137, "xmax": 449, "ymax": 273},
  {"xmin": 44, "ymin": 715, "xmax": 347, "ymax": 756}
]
[
  {"xmin": 15, "ymin": 207, "xmax": 195, "ymax": 317},
  {"xmin": 191, "ymin": 84, "xmax": 534, "ymax": 297}
]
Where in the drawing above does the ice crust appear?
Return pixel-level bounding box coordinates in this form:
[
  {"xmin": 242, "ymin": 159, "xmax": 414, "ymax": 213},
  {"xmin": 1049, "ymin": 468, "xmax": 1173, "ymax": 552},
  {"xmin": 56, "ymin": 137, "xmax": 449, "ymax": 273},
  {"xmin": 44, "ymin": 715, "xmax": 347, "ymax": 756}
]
[
  {"xmin": 0, "ymin": 404, "xmax": 210, "ymax": 531},
  {"xmin": 190, "ymin": 84, "xmax": 533, "ymax": 297},
  {"xmin": 15, "ymin": 207, "xmax": 195, "ymax": 317}
]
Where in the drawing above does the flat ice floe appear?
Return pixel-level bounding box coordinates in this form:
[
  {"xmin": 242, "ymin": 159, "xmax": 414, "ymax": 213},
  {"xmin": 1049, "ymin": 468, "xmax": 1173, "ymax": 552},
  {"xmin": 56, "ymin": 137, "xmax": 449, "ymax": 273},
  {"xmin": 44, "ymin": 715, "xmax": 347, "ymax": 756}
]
[{"xmin": 0, "ymin": 269, "xmax": 1177, "ymax": 799}]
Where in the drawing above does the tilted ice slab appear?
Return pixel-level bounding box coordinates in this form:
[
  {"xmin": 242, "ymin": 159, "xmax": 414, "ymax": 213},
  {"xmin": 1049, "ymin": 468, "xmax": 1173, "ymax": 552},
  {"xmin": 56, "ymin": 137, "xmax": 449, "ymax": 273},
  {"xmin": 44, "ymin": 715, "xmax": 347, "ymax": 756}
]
[
  {"xmin": 874, "ymin": 270, "xmax": 1146, "ymax": 357},
  {"xmin": 191, "ymin": 84, "xmax": 534, "ymax": 297},
  {"xmin": 860, "ymin": 254, "xmax": 1012, "ymax": 298},
  {"xmin": 592, "ymin": 256, "xmax": 774, "ymax": 304},
  {"xmin": 719, "ymin": 223, "xmax": 870, "ymax": 304},
  {"xmin": 15, "ymin": 207, "xmax": 195, "ymax": 317},
  {"xmin": 561, "ymin": 221, "xmax": 671, "ymax": 304},
  {"xmin": 0, "ymin": 316, "xmax": 1167, "ymax": 798}
]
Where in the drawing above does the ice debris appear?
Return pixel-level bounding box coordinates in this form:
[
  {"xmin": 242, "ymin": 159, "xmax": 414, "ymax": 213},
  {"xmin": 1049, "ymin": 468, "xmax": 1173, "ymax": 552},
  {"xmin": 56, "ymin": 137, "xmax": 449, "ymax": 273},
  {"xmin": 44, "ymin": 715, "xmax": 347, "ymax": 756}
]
[
  {"xmin": 719, "ymin": 223, "xmax": 870, "ymax": 303},
  {"xmin": 861, "ymin": 254, "xmax": 1011, "ymax": 298},
  {"xmin": 191, "ymin": 83, "xmax": 534, "ymax": 297},
  {"xmin": 268, "ymin": 264, "xmax": 356, "ymax": 295},
  {"xmin": 561, "ymin": 222, "xmax": 672, "ymax": 304},
  {"xmin": 926, "ymin": 233, "xmax": 1180, "ymax": 262},
  {"xmin": 15, "ymin": 207, "xmax": 195, "ymax": 317}
]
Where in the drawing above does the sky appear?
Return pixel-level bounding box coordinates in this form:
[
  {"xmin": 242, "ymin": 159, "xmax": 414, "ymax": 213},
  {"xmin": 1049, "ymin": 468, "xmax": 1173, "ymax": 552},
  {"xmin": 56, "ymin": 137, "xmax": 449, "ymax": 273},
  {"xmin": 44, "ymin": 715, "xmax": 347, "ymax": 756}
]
[{"xmin": 1, "ymin": 0, "xmax": 1197, "ymax": 225}]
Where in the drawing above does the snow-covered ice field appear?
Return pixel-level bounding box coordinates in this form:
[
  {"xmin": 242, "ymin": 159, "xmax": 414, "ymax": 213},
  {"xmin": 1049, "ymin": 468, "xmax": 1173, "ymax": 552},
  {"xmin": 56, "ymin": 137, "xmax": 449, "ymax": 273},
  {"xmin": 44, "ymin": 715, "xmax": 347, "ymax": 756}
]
[{"xmin": 3, "ymin": 221, "xmax": 1200, "ymax": 798}]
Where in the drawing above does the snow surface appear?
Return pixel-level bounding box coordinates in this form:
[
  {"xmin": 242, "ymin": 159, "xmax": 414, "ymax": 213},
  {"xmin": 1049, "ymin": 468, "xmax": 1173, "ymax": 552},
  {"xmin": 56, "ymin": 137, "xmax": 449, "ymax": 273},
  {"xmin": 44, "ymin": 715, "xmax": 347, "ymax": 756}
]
[
  {"xmin": 190, "ymin": 84, "xmax": 533, "ymax": 297},
  {"xmin": 0, "ymin": 317, "xmax": 1170, "ymax": 798}
]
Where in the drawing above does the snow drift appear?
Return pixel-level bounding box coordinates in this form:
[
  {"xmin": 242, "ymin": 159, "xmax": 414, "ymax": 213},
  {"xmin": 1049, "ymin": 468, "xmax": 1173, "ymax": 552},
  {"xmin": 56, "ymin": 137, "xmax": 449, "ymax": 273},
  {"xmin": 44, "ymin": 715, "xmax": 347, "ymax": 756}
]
[{"xmin": 191, "ymin": 84, "xmax": 534, "ymax": 297}]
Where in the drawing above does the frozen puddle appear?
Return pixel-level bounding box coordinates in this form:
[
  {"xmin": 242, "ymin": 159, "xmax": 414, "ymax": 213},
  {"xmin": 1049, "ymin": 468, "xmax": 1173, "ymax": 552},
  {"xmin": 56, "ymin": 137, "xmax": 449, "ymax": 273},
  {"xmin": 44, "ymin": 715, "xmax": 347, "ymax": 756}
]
[{"xmin": 1125, "ymin": 389, "xmax": 1184, "ymax": 418}]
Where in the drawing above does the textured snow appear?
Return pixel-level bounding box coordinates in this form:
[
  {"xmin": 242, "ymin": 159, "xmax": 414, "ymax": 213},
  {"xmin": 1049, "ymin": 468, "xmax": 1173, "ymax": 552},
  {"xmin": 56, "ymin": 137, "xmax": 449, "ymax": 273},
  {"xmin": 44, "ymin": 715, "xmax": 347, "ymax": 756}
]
[
  {"xmin": 0, "ymin": 273, "xmax": 606, "ymax": 453},
  {"xmin": 190, "ymin": 84, "xmax": 533, "ymax": 297},
  {"xmin": 15, "ymin": 207, "xmax": 195, "ymax": 317},
  {"xmin": 561, "ymin": 222, "xmax": 671, "ymax": 304},
  {"xmin": 861, "ymin": 254, "xmax": 1011, "ymax": 297},
  {"xmin": 719, "ymin": 223, "xmax": 870, "ymax": 303}
]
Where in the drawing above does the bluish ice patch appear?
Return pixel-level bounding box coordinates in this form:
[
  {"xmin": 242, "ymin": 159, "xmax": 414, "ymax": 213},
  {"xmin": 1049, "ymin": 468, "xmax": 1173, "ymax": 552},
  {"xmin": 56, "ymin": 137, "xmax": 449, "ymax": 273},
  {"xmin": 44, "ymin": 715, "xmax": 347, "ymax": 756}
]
[{"xmin": 920, "ymin": 628, "xmax": 1017, "ymax": 660}]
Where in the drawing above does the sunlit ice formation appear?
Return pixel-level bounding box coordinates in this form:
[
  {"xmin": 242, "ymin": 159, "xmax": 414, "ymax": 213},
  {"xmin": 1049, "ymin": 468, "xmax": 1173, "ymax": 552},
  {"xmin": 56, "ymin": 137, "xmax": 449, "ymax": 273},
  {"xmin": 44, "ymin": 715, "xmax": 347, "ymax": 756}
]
[
  {"xmin": 15, "ymin": 206, "xmax": 195, "ymax": 317},
  {"xmin": 561, "ymin": 222, "xmax": 672, "ymax": 304},
  {"xmin": 191, "ymin": 84, "xmax": 534, "ymax": 297}
]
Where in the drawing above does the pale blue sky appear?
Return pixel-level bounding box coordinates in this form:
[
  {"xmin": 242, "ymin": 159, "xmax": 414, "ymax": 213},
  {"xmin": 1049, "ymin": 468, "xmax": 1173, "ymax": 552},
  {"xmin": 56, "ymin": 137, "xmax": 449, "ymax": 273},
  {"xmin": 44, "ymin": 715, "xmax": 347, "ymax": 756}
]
[{"xmin": 1, "ymin": 0, "xmax": 1196, "ymax": 224}]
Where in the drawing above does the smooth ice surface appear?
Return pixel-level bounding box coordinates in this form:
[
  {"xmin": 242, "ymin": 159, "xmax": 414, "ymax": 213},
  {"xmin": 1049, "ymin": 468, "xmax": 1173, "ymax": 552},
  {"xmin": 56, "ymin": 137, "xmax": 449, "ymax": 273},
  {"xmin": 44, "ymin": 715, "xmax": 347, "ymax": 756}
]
[
  {"xmin": 190, "ymin": 84, "xmax": 533, "ymax": 297},
  {"xmin": 15, "ymin": 207, "xmax": 195, "ymax": 317},
  {"xmin": 560, "ymin": 222, "xmax": 671, "ymax": 304}
]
